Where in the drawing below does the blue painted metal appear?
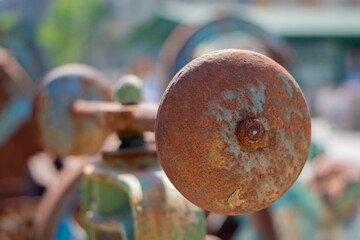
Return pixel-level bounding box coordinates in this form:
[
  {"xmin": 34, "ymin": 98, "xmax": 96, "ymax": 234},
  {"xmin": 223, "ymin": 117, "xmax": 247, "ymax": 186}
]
[
  {"xmin": 35, "ymin": 64, "xmax": 112, "ymax": 156},
  {"xmin": 0, "ymin": 66, "xmax": 32, "ymax": 146},
  {"xmin": 0, "ymin": 96, "xmax": 32, "ymax": 146}
]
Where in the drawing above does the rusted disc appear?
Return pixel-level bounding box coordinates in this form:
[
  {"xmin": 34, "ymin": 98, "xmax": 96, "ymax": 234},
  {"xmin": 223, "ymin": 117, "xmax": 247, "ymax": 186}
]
[
  {"xmin": 156, "ymin": 49, "xmax": 311, "ymax": 215},
  {"xmin": 34, "ymin": 64, "xmax": 112, "ymax": 156}
]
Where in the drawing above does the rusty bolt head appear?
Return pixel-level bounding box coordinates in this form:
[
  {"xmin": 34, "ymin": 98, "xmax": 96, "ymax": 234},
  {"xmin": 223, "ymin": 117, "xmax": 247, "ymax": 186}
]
[
  {"xmin": 237, "ymin": 118, "xmax": 266, "ymax": 147},
  {"xmin": 156, "ymin": 49, "xmax": 311, "ymax": 215}
]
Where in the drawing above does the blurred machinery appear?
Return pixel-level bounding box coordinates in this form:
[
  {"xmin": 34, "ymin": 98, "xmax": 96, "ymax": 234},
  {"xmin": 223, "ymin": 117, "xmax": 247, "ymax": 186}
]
[
  {"xmin": 161, "ymin": 17, "xmax": 293, "ymax": 81},
  {"xmin": 1, "ymin": 6, "xmax": 360, "ymax": 239},
  {"xmin": 29, "ymin": 48, "xmax": 310, "ymax": 239},
  {"xmin": 0, "ymin": 16, "xmax": 313, "ymax": 240},
  {"xmin": 0, "ymin": 47, "xmax": 42, "ymax": 240},
  {"xmin": 32, "ymin": 64, "xmax": 205, "ymax": 240},
  {"xmin": 0, "ymin": 47, "xmax": 42, "ymax": 199}
]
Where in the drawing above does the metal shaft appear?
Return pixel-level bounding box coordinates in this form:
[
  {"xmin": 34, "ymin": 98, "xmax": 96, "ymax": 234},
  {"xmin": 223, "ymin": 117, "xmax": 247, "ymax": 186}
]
[{"xmin": 72, "ymin": 100, "xmax": 158, "ymax": 134}]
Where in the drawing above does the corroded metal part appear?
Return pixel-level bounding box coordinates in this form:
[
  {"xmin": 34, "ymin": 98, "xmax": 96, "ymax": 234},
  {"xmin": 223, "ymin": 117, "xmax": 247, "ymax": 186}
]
[
  {"xmin": 83, "ymin": 152, "xmax": 206, "ymax": 239},
  {"xmin": 33, "ymin": 136, "xmax": 119, "ymax": 240},
  {"xmin": 33, "ymin": 161, "xmax": 85, "ymax": 240},
  {"xmin": 0, "ymin": 197, "xmax": 39, "ymax": 240},
  {"xmin": 0, "ymin": 48, "xmax": 42, "ymax": 198},
  {"xmin": 156, "ymin": 49, "xmax": 311, "ymax": 215},
  {"xmin": 34, "ymin": 64, "xmax": 112, "ymax": 156},
  {"xmin": 72, "ymin": 100, "xmax": 157, "ymax": 135},
  {"xmin": 0, "ymin": 48, "xmax": 34, "ymax": 146}
]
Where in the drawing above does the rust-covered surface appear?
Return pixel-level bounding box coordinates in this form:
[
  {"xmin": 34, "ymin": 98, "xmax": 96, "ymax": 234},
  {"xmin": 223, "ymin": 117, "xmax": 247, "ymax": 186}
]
[
  {"xmin": 72, "ymin": 100, "xmax": 157, "ymax": 136},
  {"xmin": 0, "ymin": 197, "xmax": 39, "ymax": 240},
  {"xmin": 0, "ymin": 47, "xmax": 35, "ymax": 147},
  {"xmin": 156, "ymin": 49, "xmax": 311, "ymax": 215},
  {"xmin": 34, "ymin": 64, "xmax": 112, "ymax": 156},
  {"xmin": 0, "ymin": 47, "xmax": 42, "ymax": 198},
  {"xmin": 83, "ymin": 151, "xmax": 206, "ymax": 239}
]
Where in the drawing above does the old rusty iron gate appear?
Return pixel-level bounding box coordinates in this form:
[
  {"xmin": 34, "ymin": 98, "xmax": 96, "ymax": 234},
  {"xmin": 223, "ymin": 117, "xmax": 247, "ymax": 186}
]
[{"xmin": 31, "ymin": 49, "xmax": 310, "ymax": 239}]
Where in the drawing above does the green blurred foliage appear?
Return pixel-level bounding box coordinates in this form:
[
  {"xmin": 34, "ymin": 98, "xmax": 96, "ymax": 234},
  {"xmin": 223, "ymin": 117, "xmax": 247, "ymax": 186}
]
[
  {"xmin": 37, "ymin": 0, "xmax": 106, "ymax": 66},
  {"xmin": 0, "ymin": 12, "xmax": 19, "ymax": 33}
]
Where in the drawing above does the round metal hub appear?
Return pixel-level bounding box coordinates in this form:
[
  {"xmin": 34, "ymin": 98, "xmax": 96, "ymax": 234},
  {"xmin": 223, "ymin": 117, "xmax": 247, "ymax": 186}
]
[
  {"xmin": 34, "ymin": 64, "xmax": 112, "ymax": 156},
  {"xmin": 156, "ymin": 49, "xmax": 311, "ymax": 215}
]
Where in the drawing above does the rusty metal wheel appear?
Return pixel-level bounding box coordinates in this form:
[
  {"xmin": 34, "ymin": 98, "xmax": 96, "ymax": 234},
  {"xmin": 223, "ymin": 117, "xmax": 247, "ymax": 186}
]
[
  {"xmin": 32, "ymin": 135, "xmax": 120, "ymax": 240},
  {"xmin": 161, "ymin": 17, "xmax": 293, "ymax": 81},
  {"xmin": 0, "ymin": 47, "xmax": 43, "ymax": 198},
  {"xmin": 33, "ymin": 161, "xmax": 86, "ymax": 240}
]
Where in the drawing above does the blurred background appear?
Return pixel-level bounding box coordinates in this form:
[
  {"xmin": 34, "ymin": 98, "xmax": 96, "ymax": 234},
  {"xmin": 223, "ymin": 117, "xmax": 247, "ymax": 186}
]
[{"xmin": 0, "ymin": 0, "xmax": 360, "ymax": 239}]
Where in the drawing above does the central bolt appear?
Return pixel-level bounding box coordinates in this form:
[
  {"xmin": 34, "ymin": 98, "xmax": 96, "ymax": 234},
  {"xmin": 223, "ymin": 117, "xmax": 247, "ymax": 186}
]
[
  {"xmin": 248, "ymin": 124, "xmax": 263, "ymax": 141},
  {"xmin": 236, "ymin": 118, "xmax": 265, "ymax": 147}
]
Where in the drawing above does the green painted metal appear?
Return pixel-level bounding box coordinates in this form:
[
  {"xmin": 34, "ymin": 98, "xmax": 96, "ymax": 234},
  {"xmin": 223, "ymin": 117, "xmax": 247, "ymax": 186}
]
[
  {"xmin": 116, "ymin": 75, "xmax": 143, "ymax": 105},
  {"xmin": 83, "ymin": 155, "xmax": 206, "ymax": 240}
]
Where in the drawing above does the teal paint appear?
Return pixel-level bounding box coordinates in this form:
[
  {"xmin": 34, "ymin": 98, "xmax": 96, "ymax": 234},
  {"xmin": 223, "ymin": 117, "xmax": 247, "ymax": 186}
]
[
  {"xmin": 0, "ymin": 96, "xmax": 32, "ymax": 146},
  {"xmin": 41, "ymin": 74, "xmax": 104, "ymax": 154},
  {"xmin": 205, "ymin": 78, "xmax": 267, "ymax": 163},
  {"xmin": 276, "ymin": 71, "xmax": 293, "ymax": 98}
]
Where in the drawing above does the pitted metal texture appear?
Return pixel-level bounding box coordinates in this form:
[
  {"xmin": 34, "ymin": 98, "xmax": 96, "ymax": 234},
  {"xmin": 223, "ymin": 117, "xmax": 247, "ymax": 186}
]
[{"xmin": 155, "ymin": 49, "xmax": 311, "ymax": 215}]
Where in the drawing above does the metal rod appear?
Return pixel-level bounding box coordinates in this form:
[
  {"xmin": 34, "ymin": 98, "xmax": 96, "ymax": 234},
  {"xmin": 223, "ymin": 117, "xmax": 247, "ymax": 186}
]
[{"xmin": 72, "ymin": 100, "xmax": 158, "ymax": 134}]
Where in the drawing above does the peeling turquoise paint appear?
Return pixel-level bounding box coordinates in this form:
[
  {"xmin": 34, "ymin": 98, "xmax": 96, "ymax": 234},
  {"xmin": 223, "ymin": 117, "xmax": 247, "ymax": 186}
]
[
  {"xmin": 249, "ymin": 78, "xmax": 266, "ymax": 114},
  {"xmin": 204, "ymin": 75, "xmax": 307, "ymax": 204},
  {"xmin": 206, "ymin": 78, "xmax": 268, "ymax": 162},
  {"xmin": 40, "ymin": 74, "xmax": 104, "ymax": 154},
  {"xmin": 84, "ymin": 162, "xmax": 205, "ymax": 240},
  {"xmin": 276, "ymin": 71, "xmax": 293, "ymax": 98}
]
